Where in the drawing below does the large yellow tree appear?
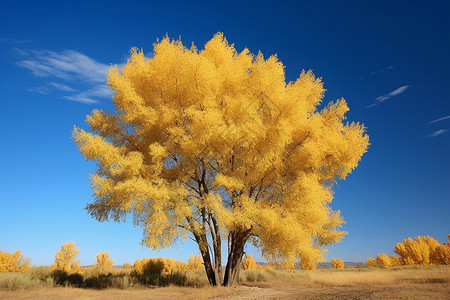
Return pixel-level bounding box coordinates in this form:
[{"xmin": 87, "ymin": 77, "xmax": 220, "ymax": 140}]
[{"xmin": 73, "ymin": 33, "xmax": 369, "ymax": 286}]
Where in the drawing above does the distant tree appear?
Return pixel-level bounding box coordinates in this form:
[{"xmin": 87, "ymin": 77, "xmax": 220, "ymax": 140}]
[
  {"xmin": 376, "ymin": 253, "xmax": 391, "ymax": 268},
  {"xmin": 188, "ymin": 254, "xmax": 203, "ymax": 271},
  {"xmin": 331, "ymin": 258, "xmax": 344, "ymax": 269},
  {"xmin": 93, "ymin": 252, "xmax": 114, "ymax": 274},
  {"xmin": 366, "ymin": 258, "xmax": 376, "ymax": 268},
  {"xmin": 123, "ymin": 262, "xmax": 132, "ymax": 269},
  {"xmin": 50, "ymin": 241, "xmax": 81, "ymax": 274},
  {"xmin": 241, "ymin": 254, "xmax": 263, "ymax": 270},
  {"xmin": 73, "ymin": 32, "xmax": 369, "ymax": 286},
  {"xmin": 0, "ymin": 250, "xmax": 31, "ymax": 272}
]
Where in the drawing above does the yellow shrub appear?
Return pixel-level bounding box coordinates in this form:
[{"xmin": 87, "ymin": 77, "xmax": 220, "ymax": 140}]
[
  {"xmin": 394, "ymin": 236, "xmax": 440, "ymax": 265},
  {"xmin": 366, "ymin": 258, "xmax": 376, "ymax": 268},
  {"xmin": 93, "ymin": 252, "xmax": 114, "ymax": 274},
  {"xmin": 331, "ymin": 258, "xmax": 345, "ymax": 269},
  {"xmin": 0, "ymin": 250, "xmax": 31, "ymax": 272},
  {"xmin": 435, "ymin": 244, "xmax": 450, "ymax": 265},
  {"xmin": 242, "ymin": 255, "xmax": 263, "ymax": 270},
  {"xmin": 188, "ymin": 254, "xmax": 203, "ymax": 271},
  {"xmin": 389, "ymin": 255, "xmax": 401, "ymax": 266},
  {"xmin": 376, "ymin": 253, "xmax": 391, "ymax": 268},
  {"xmin": 50, "ymin": 242, "xmax": 82, "ymax": 274},
  {"xmin": 123, "ymin": 263, "xmax": 132, "ymax": 269},
  {"xmin": 299, "ymin": 257, "xmax": 316, "ymax": 271},
  {"xmin": 133, "ymin": 257, "xmax": 189, "ymax": 275}
]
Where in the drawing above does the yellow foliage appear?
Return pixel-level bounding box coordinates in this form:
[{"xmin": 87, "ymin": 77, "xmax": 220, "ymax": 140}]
[
  {"xmin": 376, "ymin": 253, "xmax": 391, "ymax": 268},
  {"xmin": 389, "ymin": 255, "xmax": 401, "ymax": 266},
  {"xmin": 366, "ymin": 258, "xmax": 376, "ymax": 268},
  {"xmin": 50, "ymin": 241, "xmax": 82, "ymax": 274},
  {"xmin": 394, "ymin": 236, "xmax": 441, "ymax": 265},
  {"xmin": 123, "ymin": 263, "xmax": 132, "ymax": 269},
  {"xmin": 435, "ymin": 241, "xmax": 450, "ymax": 265},
  {"xmin": 188, "ymin": 254, "xmax": 203, "ymax": 270},
  {"xmin": 133, "ymin": 257, "xmax": 189, "ymax": 274},
  {"xmin": 331, "ymin": 258, "xmax": 344, "ymax": 269},
  {"xmin": 0, "ymin": 250, "xmax": 31, "ymax": 272},
  {"xmin": 93, "ymin": 252, "xmax": 114, "ymax": 274},
  {"xmin": 73, "ymin": 32, "xmax": 369, "ymax": 272},
  {"xmin": 242, "ymin": 255, "xmax": 263, "ymax": 270}
]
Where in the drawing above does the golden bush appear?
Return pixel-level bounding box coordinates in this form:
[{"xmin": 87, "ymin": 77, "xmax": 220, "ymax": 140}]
[
  {"xmin": 376, "ymin": 253, "xmax": 391, "ymax": 268},
  {"xmin": 242, "ymin": 255, "xmax": 263, "ymax": 270},
  {"xmin": 50, "ymin": 241, "xmax": 82, "ymax": 274},
  {"xmin": 0, "ymin": 250, "xmax": 31, "ymax": 272},
  {"xmin": 389, "ymin": 255, "xmax": 401, "ymax": 266},
  {"xmin": 331, "ymin": 258, "xmax": 345, "ymax": 269},
  {"xmin": 435, "ymin": 235, "xmax": 450, "ymax": 265},
  {"xmin": 133, "ymin": 257, "xmax": 189, "ymax": 275},
  {"xmin": 123, "ymin": 262, "xmax": 132, "ymax": 269},
  {"xmin": 394, "ymin": 236, "xmax": 440, "ymax": 265},
  {"xmin": 188, "ymin": 254, "xmax": 203, "ymax": 271},
  {"xmin": 366, "ymin": 258, "xmax": 376, "ymax": 268},
  {"xmin": 93, "ymin": 252, "xmax": 114, "ymax": 274}
]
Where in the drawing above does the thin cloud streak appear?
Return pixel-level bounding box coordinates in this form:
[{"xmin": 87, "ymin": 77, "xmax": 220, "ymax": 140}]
[
  {"xmin": 367, "ymin": 85, "xmax": 410, "ymax": 108},
  {"xmin": 27, "ymin": 86, "xmax": 50, "ymax": 95},
  {"xmin": 63, "ymin": 85, "xmax": 112, "ymax": 104},
  {"xmin": 428, "ymin": 115, "xmax": 450, "ymax": 124},
  {"xmin": 49, "ymin": 82, "xmax": 77, "ymax": 92},
  {"xmin": 428, "ymin": 129, "xmax": 447, "ymax": 138},
  {"xmin": 17, "ymin": 49, "xmax": 110, "ymax": 83},
  {"xmin": 16, "ymin": 48, "xmax": 113, "ymax": 104}
]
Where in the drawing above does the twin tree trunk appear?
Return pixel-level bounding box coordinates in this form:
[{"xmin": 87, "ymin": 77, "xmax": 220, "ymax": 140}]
[{"xmin": 196, "ymin": 228, "xmax": 251, "ymax": 286}]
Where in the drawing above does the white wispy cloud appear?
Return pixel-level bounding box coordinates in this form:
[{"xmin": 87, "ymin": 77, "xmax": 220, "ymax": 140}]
[
  {"xmin": 63, "ymin": 85, "xmax": 112, "ymax": 104},
  {"xmin": 428, "ymin": 129, "xmax": 447, "ymax": 138},
  {"xmin": 49, "ymin": 82, "xmax": 77, "ymax": 92},
  {"xmin": 16, "ymin": 48, "xmax": 114, "ymax": 104},
  {"xmin": 360, "ymin": 66, "xmax": 393, "ymax": 79},
  {"xmin": 27, "ymin": 86, "xmax": 50, "ymax": 95},
  {"xmin": 0, "ymin": 38, "xmax": 32, "ymax": 44},
  {"xmin": 17, "ymin": 49, "xmax": 110, "ymax": 83},
  {"xmin": 428, "ymin": 115, "xmax": 450, "ymax": 124},
  {"xmin": 367, "ymin": 85, "xmax": 410, "ymax": 108},
  {"xmin": 369, "ymin": 65, "xmax": 393, "ymax": 75}
]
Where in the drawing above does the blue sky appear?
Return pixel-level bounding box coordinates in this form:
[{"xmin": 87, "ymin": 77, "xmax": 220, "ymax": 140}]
[{"xmin": 1, "ymin": 0, "xmax": 449, "ymax": 266}]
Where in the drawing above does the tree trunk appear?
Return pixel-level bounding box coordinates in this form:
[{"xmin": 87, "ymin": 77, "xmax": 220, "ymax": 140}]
[
  {"xmin": 195, "ymin": 233, "xmax": 223, "ymax": 286},
  {"xmin": 222, "ymin": 229, "xmax": 251, "ymax": 287}
]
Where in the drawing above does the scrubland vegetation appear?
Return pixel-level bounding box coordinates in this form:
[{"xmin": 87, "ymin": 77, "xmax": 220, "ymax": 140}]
[{"xmin": 1, "ymin": 235, "xmax": 449, "ymax": 300}]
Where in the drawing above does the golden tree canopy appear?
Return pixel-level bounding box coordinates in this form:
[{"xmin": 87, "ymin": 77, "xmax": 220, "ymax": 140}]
[
  {"xmin": 73, "ymin": 33, "xmax": 369, "ymax": 279},
  {"xmin": 50, "ymin": 241, "xmax": 81, "ymax": 274},
  {"xmin": 93, "ymin": 252, "xmax": 114, "ymax": 274}
]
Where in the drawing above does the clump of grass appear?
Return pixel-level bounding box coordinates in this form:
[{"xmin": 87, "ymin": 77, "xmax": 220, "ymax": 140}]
[{"xmin": 0, "ymin": 272, "xmax": 43, "ymax": 290}]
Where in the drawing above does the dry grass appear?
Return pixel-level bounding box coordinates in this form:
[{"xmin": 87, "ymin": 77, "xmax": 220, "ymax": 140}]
[
  {"xmin": 1, "ymin": 266, "xmax": 449, "ymax": 299},
  {"xmin": 0, "ymin": 286, "xmax": 233, "ymax": 300}
]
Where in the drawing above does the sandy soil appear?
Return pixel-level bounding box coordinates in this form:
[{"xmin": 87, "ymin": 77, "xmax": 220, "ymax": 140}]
[{"xmin": 1, "ymin": 281, "xmax": 448, "ymax": 300}]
